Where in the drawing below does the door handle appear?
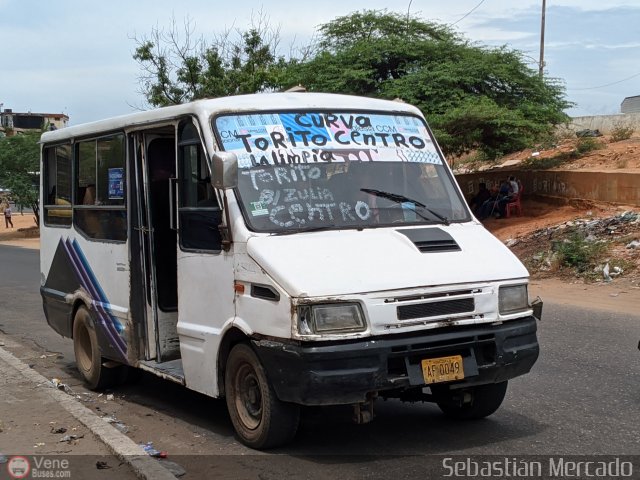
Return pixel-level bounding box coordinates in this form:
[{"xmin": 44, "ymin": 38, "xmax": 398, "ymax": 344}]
[{"xmin": 169, "ymin": 177, "xmax": 178, "ymax": 231}]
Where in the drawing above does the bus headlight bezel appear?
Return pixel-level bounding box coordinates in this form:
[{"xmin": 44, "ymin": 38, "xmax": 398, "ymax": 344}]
[
  {"xmin": 499, "ymin": 284, "xmax": 529, "ymax": 314},
  {"xmin": 297, "ymin": 303, "xmax": 366, "ymax": 335}
]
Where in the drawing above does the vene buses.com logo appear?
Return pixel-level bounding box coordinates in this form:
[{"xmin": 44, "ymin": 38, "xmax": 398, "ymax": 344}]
[{"xmin": 7, "ymin": 456, "xmax": 30, "ymax": 479}]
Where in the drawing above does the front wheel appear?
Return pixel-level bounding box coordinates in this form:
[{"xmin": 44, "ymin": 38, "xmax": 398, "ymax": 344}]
[
  {"xmin": 432, "ymin": 381, "xmax": 508, "ymax": 420},
  {"xmin": 224, "ymin": 343, "xmax": 300, "ymax": 449}
]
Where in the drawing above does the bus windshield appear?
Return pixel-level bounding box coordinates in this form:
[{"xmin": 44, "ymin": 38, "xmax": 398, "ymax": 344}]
[{"xmin": 212, "ymin": 111, "xmax": 470, "ymax": 233}]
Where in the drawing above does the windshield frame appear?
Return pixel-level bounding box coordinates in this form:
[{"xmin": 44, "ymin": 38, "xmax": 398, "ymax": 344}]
[{"xmin": 211, "ymin": 108, "xmax": 471, "ymax": 233}]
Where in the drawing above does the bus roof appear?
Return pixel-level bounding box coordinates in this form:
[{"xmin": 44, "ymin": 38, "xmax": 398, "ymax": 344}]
[{"xmin": 40, "ymin": 92, "xmax": 423, "ymax": 144}]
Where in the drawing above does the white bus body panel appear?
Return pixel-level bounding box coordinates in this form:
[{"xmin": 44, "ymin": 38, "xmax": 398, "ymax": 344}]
[
  {"xmin": 176, "ymin": 251, "xmax": 235, "ymax": 396},
  {"xmin": 245, "ymin": 222, "xmax": 526, "ymax": 298}
]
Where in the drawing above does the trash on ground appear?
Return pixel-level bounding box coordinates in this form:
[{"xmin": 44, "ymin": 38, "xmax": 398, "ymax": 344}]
[
  {"xmin": 602, "ymin": 263, "xmax": 612, "ymax": 282},
  {"xmin": 51, "ymin": 378, "xmax": 64, "ymax": 389},
  {"xmin": 114, "ymin": 422, "xmax": 129, "ymax": 434},
  {"xmin": 140, "ymin": 442, "xmax": 168, "ymax": 458},
  {"xmin": 510, "ymin": 211, "xmax": 640, "ymax": 280},
  {"xmin": 50, "ymin": 426, "xmax": 67, "ymax": 434},
  {"xmin": 106, "ymin": 394, "xmax": 114, "ymax": 401},
  {"xmin": 96, "ymin": 461, "xmax": 111, "ymax": 470},
  {"xmin": 59, "ymin": 434, "xmax": 84, "ymax": 443},
  {"xmin": 50, "ymin": 378, "xmax": 75, "ymax": 395}
]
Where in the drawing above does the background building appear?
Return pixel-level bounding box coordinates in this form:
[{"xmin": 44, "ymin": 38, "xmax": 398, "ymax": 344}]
[
  {"xmin": 0, "ymin": 108, "xmax": 68, "ymax": 136},
  {"xmin": 621, "ymin": 95, "xmax": 640, "ymax": 114}
]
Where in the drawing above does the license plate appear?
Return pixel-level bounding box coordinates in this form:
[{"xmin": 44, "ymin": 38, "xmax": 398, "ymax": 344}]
[{"xmin": 421, "ymin": 355, "xmax": 465, "ymax": 384}]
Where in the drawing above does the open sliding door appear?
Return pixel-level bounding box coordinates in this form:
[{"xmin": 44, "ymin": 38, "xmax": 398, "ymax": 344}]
[{"xmin": 130, "ymin": 128, "xmax": 180, "ymax": 362}]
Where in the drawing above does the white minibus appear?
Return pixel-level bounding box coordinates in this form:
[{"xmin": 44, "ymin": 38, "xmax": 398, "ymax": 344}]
[{"xmin": 40, "ymin": 93, "xmax": 541, "ymax": 448}]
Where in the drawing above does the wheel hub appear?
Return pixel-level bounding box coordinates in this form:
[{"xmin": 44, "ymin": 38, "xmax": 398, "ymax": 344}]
[{"xmin": 235, "ymin": 364, "xmax": 263, "ymax": 430}]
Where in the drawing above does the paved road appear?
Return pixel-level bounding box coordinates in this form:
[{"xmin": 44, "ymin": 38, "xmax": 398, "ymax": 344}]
[
  {"xmin": 0, "ymin": 245, "xmax": 74, "ymax": 360},
  {"xmin": 1, "ymin": 245, "xmax": 639, "ymax": 478}
]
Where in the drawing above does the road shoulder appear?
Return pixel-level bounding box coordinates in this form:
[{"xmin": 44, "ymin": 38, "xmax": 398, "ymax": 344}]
[
  {"xmin": 529, "ymin": 277, "xmax": 639, "ymax": 315},
  {"xmin": 0, "ymin": 334, "xmax": 176, "ymax": 480}
]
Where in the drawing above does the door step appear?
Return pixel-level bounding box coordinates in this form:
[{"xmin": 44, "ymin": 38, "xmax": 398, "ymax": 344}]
[{"xmin": 138, "ymin": 358, "xmax": 185, "ymax": 384}]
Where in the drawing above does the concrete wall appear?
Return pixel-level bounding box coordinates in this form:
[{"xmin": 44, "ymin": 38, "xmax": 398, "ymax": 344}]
[
  {"xmin": 456, "ymin": 170, "xmax": 640, "ymax": 206},
  {"xmin": 569, "ymin": 113, "xmax": 640, "ymax": 135}
]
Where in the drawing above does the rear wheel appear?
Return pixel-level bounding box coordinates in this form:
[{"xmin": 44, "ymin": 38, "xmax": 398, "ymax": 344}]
[
  {"xmin": 225, "ymin": 343, "xmax": 300, "ymax": 449},
  {"xmin": 433, "ymin": 381, "xmax": 508, "ymax": 420},
  {"xmin": 72, "ymin": 306, "xmax": 125, "ymax": 390}
]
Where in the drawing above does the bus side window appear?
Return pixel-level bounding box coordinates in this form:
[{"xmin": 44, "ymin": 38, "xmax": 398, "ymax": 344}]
[
  {"xmin": 178, "ymin": 120, "xmax": 222, "ymax": 252},
  {"xmin": 74, "ymin": 136, "xmax": 127, "ymax": 242},
  {"xmin": 43, "ymin": 144, "xmax": 72, "ymax": 226}
]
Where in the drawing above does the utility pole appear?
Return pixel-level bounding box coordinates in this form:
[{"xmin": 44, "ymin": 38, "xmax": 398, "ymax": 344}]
[{"xmin": 539, "ymin": 0, "xmax": 546, "ymax": 77}]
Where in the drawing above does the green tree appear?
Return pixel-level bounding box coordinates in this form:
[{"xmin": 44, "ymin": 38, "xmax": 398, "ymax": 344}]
[
  {"xmin": 133, "ymin": 10, "xmax": 572, "ymax": 160},
  {"xmin": 0, "ymin": 131, "xmax": 40, "ymax": 225},
  {"xmin": 132, "ymin": 14, "xmax": 287, "ymax": 106},
  {"xmin": 281, "ymin": 10, "xmax": 572, "ymax": 159}
]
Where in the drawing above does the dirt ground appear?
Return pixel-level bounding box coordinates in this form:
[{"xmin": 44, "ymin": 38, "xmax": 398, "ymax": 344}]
[
  {"xmin": 502, "ymin": 134, "xmax": 640, "ymax": 171},
  {"xmin": 0, "ymin": 212, "xmax": 40, "ymax": 248}
]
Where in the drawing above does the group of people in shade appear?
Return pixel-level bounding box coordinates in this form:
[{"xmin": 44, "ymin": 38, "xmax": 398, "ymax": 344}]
[{"xmin": 469, "ymin": 176, "xmax": 520, "ymax": 220}]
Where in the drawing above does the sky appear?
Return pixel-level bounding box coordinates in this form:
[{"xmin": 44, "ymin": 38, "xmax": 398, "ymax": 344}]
[{"xmin": 1, "ymin": 0, "xmax": 639, "ymax": 126}]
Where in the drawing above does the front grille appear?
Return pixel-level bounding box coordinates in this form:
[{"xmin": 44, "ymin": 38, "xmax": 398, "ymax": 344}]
[{"xmin": 397, "ymin": 298, "xmax": 475, "ymax": 321}]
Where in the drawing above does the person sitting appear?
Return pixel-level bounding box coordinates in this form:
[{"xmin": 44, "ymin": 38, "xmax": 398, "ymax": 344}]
[
  {"xmin": 469, "ymin": 183, "xmax": 491, "ymax": 216},
  {"xmin": 508, "ymin": 176, "xmax": 519, "ymax": 197},
  {"xmin": 477, "ymin": 184, "xmax": 500, "ymax": 219},
  {"xmin": 478, "ymin": 181, "xmax": 512, "ymax": 219},
  {"xmin": 495, "ymin": 179, "xmax": 515, "ymax": 218}
]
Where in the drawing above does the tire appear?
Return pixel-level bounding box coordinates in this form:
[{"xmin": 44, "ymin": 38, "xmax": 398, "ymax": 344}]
[
  {"xmin": 72, "ymin": 306, "xmax": 124, "ymax": 390},
  {"xmin": 224, "ymin": 343, "xmax": 300, "ymax": 449},
  {"xmin": 433, "ymin": 381, "xmax": 508, "ymax": 420}
]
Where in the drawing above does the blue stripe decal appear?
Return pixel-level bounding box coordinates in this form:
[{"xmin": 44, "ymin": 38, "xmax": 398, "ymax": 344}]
[{"xmin": 63, "ymin": 238, "xmax": 128, "ymax": 361}]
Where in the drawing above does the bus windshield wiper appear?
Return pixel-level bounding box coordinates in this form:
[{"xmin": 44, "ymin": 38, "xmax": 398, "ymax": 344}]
[
  {"xmin": 360, "ymin": 188, "xmax": 450, "ymax": 225},
  {"xmin": 272, "ymin": 224, "xmax": 337, "ymax": 236}
]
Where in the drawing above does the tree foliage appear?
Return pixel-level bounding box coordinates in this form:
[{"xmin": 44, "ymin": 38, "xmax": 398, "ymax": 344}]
[
  {"xmin": 133, "ymin": 10, "xmax": 572, "ymax": 159},
  {"xmin": 0, "ymin": 131, "xmax": 40, "ymax": 225},
  {"xmin": 283, "ymin": 10, "xmax": 572, "ymax": 158},
  {"xmin": 132, "ymin": 14, "xmax": 286, "ymax": 106}
]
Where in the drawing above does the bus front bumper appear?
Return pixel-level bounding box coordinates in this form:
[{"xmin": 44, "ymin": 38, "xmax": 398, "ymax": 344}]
[{"xmin": 253, "ymin": 316, "xmax": 539, "ymax": 406}]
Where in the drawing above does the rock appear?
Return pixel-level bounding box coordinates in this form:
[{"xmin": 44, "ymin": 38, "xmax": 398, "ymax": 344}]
[
  {"xmin": 576, "ymin": 128, "xmax": 602, "ymax": 137},
  {"xmin": 626, "ymin": 240, "xmax": 640, "ymax": 249},
  {"xmin": 158, "ymin": 460, "xmax": 186, "ymax": 477}
]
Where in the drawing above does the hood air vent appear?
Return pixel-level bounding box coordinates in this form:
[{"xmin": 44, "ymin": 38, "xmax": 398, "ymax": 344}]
[{"xmin": 398, "ymin": 228, "xmax": 460, "ymax": 253}]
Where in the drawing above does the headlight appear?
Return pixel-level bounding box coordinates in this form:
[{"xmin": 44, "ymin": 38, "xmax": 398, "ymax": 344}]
[
  {"xmin": 499, "ymin": 284, "xmax": 529, "ymax": 314},
  {"xmin": 297, "ymin": 303, "xmax": 366, "ymax": 334}
]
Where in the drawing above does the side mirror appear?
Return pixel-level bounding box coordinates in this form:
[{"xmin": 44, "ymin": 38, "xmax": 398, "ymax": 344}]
[{"xmin": 212, "ymin": 152, "xmax": 238, "ymax": 189}]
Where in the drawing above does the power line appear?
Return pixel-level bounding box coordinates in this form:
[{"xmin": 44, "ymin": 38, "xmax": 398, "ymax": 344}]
[
  {"xmin": 450, "ymin": 0, "xmax": 486, "ymax": 26},
  {"xmin": 570, "ymin": 71, "xmax": 640, "ymax": 91}
]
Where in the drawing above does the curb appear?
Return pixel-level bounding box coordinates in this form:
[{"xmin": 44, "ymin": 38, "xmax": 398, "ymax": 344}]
[{"xmin": 0, "ymin": 344, "xmax": 177, "ymax": 480}]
